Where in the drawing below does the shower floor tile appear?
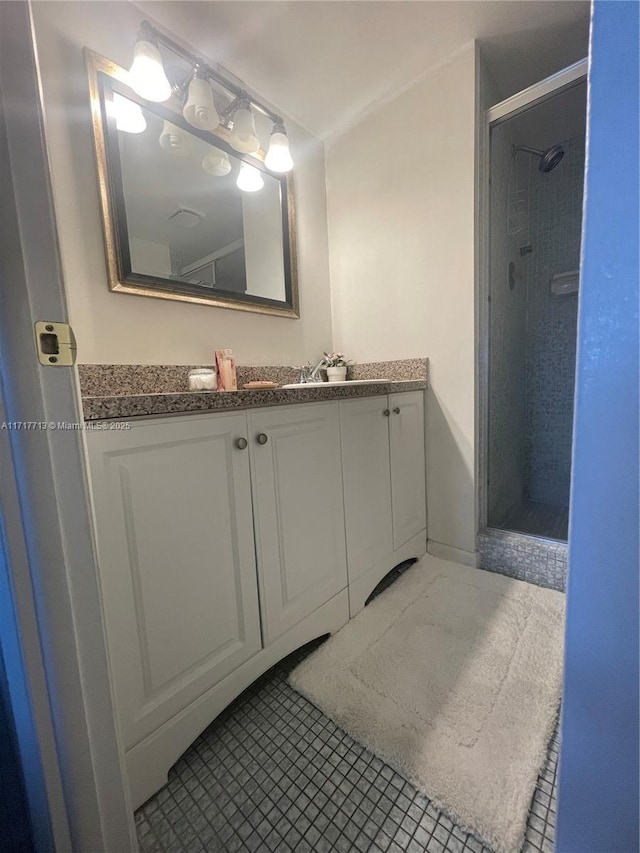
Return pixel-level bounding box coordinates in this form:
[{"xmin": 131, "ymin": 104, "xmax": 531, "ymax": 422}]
[
  {"xmin": 136, "ymin": 568, "xmax": 559, "ymax": 853},
  {"xmin": 501, "ymin": 499, "xmax": 569, "ymax": 541}
]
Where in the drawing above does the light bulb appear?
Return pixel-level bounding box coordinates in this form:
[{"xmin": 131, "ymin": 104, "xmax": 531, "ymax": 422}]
[
  {"xmin": 229, "ymin": 100, "xmax": 260, "ymax": 154},
  {"xmin": 202, "ymin": 149, "xmax": 231, "ymax": 176},
  {"xmin": 159, "ymin": 120, "xmax": 192, "ymax": 157},
  {"xmin": 128, "ymin": 38, "xmax": 171, "ymax": 102},
  {"xmin": 265, "ymin": 127, "xmax": 293, "ymax": 172},
  {"xmin": 110, "ymin": 93, "xmax": 147, "ymax": 134},
  {"xmin": 236, "ymin": 162, "xmax": 264, "ymax": 192},
  {"xmin": 183, "ymin": 74, "xmax": 220, "ymax": 131}
]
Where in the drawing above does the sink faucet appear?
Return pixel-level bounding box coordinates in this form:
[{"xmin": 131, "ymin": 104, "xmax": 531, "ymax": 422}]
[{"xmin": 298, "ymin": 355, "xmax": 329, "ymax": 383}]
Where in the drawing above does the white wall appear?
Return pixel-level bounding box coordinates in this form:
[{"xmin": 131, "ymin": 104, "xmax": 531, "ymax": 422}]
[
  {"xmin": 31, "ymin": 0, "xmax": 333, "ymax": 366},
  {"xmin": 326, "ymin": 44, "xmax": 478, "ymax": 557}
]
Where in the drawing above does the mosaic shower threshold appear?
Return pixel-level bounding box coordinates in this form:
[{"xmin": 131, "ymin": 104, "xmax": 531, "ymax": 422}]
[
  {"xmin": 478, "ymin": 530, "xmax": 567, "ymax": 592},
  {"xmin": 136, "ymin": 639, "xmax": 558, "ymax": 853}
]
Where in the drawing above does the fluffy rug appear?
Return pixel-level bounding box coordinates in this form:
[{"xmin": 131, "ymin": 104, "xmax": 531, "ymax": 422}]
[{"xmin": 288, "ymin": 555, "xmax": 564, "ymax": 853}]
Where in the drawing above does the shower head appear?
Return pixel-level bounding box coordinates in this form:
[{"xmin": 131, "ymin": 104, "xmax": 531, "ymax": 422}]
[
  {"xmin": 513, "ymin": 143, "xmax": 565, "ymax": 173},
  {"xmin": 539, "ymin": 144, "xmax": 565, "ymax": 173}
]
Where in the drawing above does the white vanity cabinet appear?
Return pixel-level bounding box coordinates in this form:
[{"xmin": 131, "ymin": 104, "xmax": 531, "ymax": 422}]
[
  {"xmin": 86, "ymin": 412, "xmax": 262, "ymax": 750},
  {"xmin": 86, "ymin": 391, "xmax": 424, "ymax": 807},
  {"xmin": 389, "ymin": 391, "xmax": 428, "ymax": 548},
  {"xmin": 339, "ymin": 396, "xmax": 394, "ymax": 582},
  {"xmin": 248, "ymin": 403, "xmax": 348, "ymax": 644},
  {"xmin": 340, "ymin": 390, "xmax": 427, "ymax": 614}
]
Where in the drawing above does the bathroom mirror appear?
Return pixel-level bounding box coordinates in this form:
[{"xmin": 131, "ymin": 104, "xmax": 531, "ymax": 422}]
[{"xmin": 86, "ymin": 50, "xmax": 299, "ymax": 317}]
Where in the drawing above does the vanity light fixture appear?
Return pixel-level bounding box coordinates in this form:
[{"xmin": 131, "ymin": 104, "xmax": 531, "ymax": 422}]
[
  {"xmin": 229, "ymin": 95, "xmax": 260, "ymax": 154},
  {"xmin": 128, "ymin": 20, "xmax": 295, "ymax": 170},
  {"xmin": 159, "ymin": 120, "xmax": 193, "ymax": 157},
  {"xmin": 202, "ymin": 148, "xmax": 232, "ymax": 176},
  {"xmin": 183, "ymin": 68, "xmax": 220, "ymax": 131},
  {"xmin": 111, "ymin": 93, "xmax": 146, "ymax": 134},
  {"xmin": 128, "ymin": 24, "xmax": 171, "ymax": 102},
  {"xmin": 236, "ymin": 162, "xmax": 264, "ymax": 193},
  {"xmin": 265, "ymin": 122, "xmax": 294, "ymax": 173}
]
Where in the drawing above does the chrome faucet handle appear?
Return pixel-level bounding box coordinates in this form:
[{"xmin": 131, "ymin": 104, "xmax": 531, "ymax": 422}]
[
  {"xmin": 297, "ymin": 364, "xmax": 313, "ymax": 383},
  {"xmin": 308, "ymin": 355, "xmax": 329, "ymax": 382}
]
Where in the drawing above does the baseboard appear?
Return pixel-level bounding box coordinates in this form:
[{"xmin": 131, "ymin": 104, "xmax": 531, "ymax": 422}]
[{"xmin": 427, "ymin": 539, "xmax": 479, "ymax": 567}]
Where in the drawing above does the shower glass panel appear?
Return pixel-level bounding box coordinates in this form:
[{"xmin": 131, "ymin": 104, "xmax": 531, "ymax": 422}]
[{"xmin": 487, "ymin": 82, "xmax": 587, "ymax": 541}]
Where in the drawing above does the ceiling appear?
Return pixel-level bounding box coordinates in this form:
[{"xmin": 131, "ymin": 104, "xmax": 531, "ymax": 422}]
[{"xmin": 136, "ymin": 0, "xmax": 590, "ymax": 141}]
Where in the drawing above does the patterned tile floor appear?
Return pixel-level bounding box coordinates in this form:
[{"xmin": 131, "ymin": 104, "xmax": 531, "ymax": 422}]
[{"xmin": 136, "ymin": 566, "xmax": 559, "ymax": 853}]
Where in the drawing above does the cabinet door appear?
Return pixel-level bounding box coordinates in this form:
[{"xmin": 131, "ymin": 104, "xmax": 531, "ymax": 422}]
[
  {"xmin": 389, "ymin": 391, "xmax": 427, "ymax": 549},
  {"xmin": 339, "ymin": 396, "xmax": 394, "ymax": 582},
  {"xmin": 249, "ymin": 403, "xmax": 348, "ymax": 643},
  {"xmin": 87, "ymin": 413, "xmax": 261, "ymax": 748}
]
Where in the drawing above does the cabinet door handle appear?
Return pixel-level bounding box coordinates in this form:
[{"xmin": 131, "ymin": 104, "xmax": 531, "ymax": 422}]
[
  {"xmin": 257, "ymin": 433, "xmax": 269, "ymax": 445},
  {"xmin": 235, "ymin": 437, "xmax": 248, "ymax": 450},
  {"xmin": 383, "ymin": 409, "xmax": 390, "ymax": 417},
  {"xmin": 393, "ymin": 407, "xmax": 401, "ymax": 414}
]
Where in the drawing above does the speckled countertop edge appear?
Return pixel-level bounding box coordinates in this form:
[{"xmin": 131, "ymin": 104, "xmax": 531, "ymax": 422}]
[
  {"xmin": 78, "ymin": 358, "xmax": 428, "ymax": 397},
  {"xmin": 82, "ymin": 380, "xmax": 427, "ymax": 421}
]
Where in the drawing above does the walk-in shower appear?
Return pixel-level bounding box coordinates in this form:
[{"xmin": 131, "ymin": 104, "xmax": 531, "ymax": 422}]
[{"xmin": 484, "ymin": 75, "xmax": 587, "ymax": 550}]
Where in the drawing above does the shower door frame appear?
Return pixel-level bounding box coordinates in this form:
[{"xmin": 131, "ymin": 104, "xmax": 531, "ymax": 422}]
[{"xmin": 476, "ymin": 58, "xmax": 588, "ymax": 540}]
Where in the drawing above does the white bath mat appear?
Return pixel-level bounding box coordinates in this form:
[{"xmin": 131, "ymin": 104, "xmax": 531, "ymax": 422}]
[{"xmin": 289, "ymin": 555, "xmax": 564, "ymax": 853}]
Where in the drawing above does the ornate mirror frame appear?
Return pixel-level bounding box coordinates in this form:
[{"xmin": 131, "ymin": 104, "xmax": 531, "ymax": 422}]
[{"xmin": 85, "ymin": 48, "xmax": 299, "ymax": 318}]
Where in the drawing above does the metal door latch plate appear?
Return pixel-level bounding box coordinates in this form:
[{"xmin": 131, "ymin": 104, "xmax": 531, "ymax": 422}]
[{"xmin": 35, "ymin": 321, "xmax": 77, "ymax": 366}]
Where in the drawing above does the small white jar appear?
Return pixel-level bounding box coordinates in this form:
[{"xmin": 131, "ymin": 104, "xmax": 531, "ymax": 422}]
[{"xmin": 188, "ymin": 368, "xmax": 217, "ymax": 391}]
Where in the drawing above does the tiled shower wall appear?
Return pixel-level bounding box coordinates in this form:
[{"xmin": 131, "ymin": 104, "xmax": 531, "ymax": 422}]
[
  {"xmin": 488, "ymin": 132, "xmax": 584, "ymax": 524},
  {"xmin": 524, "ymin": 135, "xmax": 584, "ymax": 506}
]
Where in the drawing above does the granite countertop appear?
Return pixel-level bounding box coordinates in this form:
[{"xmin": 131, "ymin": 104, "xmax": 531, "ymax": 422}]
[
  {"xmin": 79, "ymin": 359, "xmax": 429, "ymax": 421},
  {"xmin": 82, "ymin": 379, "xmax": 427, "ymax": 421}
]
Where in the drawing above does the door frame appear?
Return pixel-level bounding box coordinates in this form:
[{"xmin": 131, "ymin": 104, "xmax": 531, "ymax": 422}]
[
  {"xmin": 0, "ymin": 3, "xmax": 135, "ymax": 850},
  {"xmin": 476, "ymin": 57, "xmax": 588, "ymax": 537}
]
